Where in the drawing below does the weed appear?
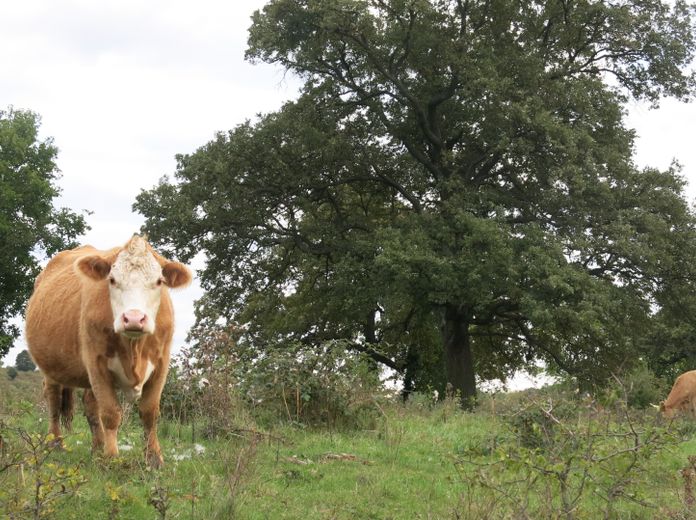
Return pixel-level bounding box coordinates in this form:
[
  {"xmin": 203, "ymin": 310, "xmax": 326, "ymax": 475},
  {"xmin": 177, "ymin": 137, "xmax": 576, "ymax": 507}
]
[
  {"xmin": 0, "ymin": 425, "xmax": 86, "ymax": 519},
  {"xmin": 216, "ymin": 434, "xmax": 259, "ymax": 516},
  {"xmin": 148, "ymin": 479, "xmax": 170, "ymax": 519}
]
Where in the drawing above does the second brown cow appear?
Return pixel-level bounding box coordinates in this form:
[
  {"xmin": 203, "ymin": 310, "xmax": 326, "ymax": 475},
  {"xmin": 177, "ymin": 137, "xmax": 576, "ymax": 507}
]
[{"xmin": 660, "ymin": 370, "xmax": 696, "ymax": 419}]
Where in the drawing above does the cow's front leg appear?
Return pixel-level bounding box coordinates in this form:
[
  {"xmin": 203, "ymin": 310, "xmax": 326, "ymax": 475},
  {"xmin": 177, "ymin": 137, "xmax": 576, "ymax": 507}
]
[
  {"xmin": 89, "ymin": 378, "xmax": 122, "ymax": 458},
  {"xmin": 139, "ymin": 362, "xmax": 167, "ymax": 468}
]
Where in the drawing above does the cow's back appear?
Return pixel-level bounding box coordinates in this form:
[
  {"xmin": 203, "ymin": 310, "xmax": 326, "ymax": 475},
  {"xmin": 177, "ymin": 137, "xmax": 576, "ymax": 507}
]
[{"xmin": 26, "ymin": 246, "xmax": 105, "ymax": 387}]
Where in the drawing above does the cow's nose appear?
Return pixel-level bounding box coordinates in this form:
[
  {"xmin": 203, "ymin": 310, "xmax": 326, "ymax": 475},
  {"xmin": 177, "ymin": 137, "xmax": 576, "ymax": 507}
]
[{"xmin": 122, "ymin": 310, "xmax": 147, "ymax": 331}]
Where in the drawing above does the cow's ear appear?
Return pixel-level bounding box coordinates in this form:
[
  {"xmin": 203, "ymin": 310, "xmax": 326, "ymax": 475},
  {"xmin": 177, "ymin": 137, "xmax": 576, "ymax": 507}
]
[
  {"xmin": 162, "ymin": 262, "xmax": 192, "ymax": 289},
  {"xmin": 75, "ymin": 255, "xmax": 111, "ymax": 281}
]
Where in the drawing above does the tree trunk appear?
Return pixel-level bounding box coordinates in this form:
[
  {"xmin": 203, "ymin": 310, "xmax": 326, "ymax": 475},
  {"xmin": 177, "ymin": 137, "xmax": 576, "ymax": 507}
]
[
  {"xmin": 442, "ymin": 305, "xmax": 476, "ymax": 408},
  {"xmin": 400, "ymin": 344, "xmax": 418, "ymax": 402}
]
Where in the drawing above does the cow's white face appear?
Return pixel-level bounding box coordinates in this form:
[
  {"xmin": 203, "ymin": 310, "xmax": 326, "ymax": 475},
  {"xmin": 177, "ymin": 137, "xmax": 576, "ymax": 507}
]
[
  {"xmin": 108, "ymin": 244, "xmax": 164, "ymax": 338},
  {"xmin": 75, "ymin": 235, "xmax": 192, "ymax": 339}
]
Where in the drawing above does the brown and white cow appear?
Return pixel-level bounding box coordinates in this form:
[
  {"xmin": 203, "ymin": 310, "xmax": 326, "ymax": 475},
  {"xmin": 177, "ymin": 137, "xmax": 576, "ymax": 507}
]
[
  {"xmin": 25, "ymin": 235, "xmax": 191, "ymax": 468},
  {"xmin": 659, "ymin": 370, "xmax": 696, "ymax": 419}
]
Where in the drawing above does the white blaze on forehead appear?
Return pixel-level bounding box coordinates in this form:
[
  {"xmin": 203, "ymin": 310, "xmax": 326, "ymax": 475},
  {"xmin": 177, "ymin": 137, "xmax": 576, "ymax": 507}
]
[{"xmin": 111, "ymin": 238, "xmax": 162, "ymax": 285}]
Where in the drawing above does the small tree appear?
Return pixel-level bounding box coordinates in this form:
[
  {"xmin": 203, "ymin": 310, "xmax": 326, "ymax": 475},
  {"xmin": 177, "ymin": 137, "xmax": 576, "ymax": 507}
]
[
  {"xmin": 0, "ymin": 107, "xmax": 88, "ymax": 358},
  {"xmin": 15, "ymin": 350, "xmax": 36, "ymax": 372},
  {"xmin": 6, "ymin": 366, "xmax": 17, "ymax": 380}
]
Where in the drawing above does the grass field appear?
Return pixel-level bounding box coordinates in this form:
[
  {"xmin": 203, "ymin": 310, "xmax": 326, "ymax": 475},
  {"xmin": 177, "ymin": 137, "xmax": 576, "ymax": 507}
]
[{"xmin": 2, "ymin": 368, "xmax": 696, "ymax": 519}]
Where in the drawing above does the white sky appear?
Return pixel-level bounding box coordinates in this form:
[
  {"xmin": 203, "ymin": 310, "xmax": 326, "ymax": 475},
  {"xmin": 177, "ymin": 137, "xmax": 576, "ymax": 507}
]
[{"xmin": 2, "ymin": 1, "xmax": 696, "ymax": 389}]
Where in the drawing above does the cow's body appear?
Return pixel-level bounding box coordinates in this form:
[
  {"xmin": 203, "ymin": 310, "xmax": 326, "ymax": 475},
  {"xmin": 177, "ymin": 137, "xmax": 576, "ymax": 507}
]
[
  {"xmin": 25, "ymin": 236, "xmax": 190, "ymax": 467},
  {"xmin": 660, "ymin": 370, "xmax": 696, "ymax": 419}
]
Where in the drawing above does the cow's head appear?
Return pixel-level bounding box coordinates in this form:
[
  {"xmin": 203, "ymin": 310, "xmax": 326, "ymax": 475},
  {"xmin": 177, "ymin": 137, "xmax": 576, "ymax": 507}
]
[
  {"xmin": 659, "ymin": 400, "xmax": 683, "ymax": 419},
  {"xmin": 75, "ymin": 235, "xmax": 191, "ymax": 338}
]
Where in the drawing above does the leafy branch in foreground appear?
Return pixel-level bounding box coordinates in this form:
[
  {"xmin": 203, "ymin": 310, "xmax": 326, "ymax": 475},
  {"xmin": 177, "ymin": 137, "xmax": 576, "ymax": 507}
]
[{"xmin": 0, "ymin": 422, "xmax": 86, "ymax": 519}]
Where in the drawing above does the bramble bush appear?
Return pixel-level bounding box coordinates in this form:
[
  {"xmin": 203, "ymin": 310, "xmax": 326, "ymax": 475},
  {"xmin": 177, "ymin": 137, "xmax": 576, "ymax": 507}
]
[
  {"xmin": 456, "ymin": 379, "xmax": 687, "ymax": 519},
  {"xmin": 160, "ymin": 344, "xmax": 254, "ymax": 441},
  {"xmin": 233, "ymin": 339, "xmax": 384, "ymax": 429},
  {"xmin": 161, "ymin": 323, "xmax": 385, "ymax": 432},
  {"xmin": 605, "ymin": 362, "xmax": 670, "ymax": 410}
]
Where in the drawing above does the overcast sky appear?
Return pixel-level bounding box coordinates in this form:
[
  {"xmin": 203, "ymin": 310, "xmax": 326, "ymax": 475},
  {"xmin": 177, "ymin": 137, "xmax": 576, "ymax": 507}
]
[{"xmin": 2, "ymin": 1, "xmax": 696, "ymax": 375}]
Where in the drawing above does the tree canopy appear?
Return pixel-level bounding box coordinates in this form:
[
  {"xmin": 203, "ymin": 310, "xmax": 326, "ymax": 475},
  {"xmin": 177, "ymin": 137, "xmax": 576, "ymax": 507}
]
[
  {"xmin": 136, "ymin": 0, "xmax": 696, "ymax": 403},
  {"xmin": 0, "ymin": 108, "xmax": 88, "ymax": 357},
  {"xmin": 15, "ymin": 349, "xmax": 36, "ymax": 372}
]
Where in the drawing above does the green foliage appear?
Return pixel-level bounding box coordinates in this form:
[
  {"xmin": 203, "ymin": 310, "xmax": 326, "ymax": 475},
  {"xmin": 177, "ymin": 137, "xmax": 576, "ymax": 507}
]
[
  {"xmin": 160, "ymin": 364, "xmax": 196, "ymax": 425},
  {"xmin": 0, "ymin": 425, "xmax": 86, "ymax": 519},
  {"xmin": 163, "ymin": 323, "xmax": 385, "ymax": 431},
  {"xmin": 136, "ymin": 0, "xmax": 696, "ymax": 401},
  {"xmin": 239, "ymin": 340, "xmax": 383, "ymax": 429},
  {"xmin": 6, "ymin": 366, "xmax": 17, "ymax": 380},
  {"xmin": 609, "ymin": 363, "xmax": 670, "ymax": 410},
  {"xmin": 0, "ymin": 107, "xmax": 88, "ymax": 357},
  {"xmin": 460, "ymin": 390, "xmax": 687, "ymax": 518},
  {"xmin": 14, "ymin": 350, "xmax": 36, "ymax": 372},
  {"xmin": 161, "ymin": 351, "xmax": 256, "ymax": 441},
  {"xmin": 0, "ymin": 368, "xmax": 43, "ymax": 415},
  {"xmin": 507, "ymin": 400, "xmax": 576, "ymax": 450}
]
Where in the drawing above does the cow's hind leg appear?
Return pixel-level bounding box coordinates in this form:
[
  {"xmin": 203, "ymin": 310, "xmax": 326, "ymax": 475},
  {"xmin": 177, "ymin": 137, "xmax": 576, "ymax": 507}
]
[
  {"xmin": 61, "ymin": 387, "xmax": 75, "ymax": 431},
  {"xmin": 43, "ymin": 379, "xmax": 64, "ymax": 446},
  {"xmin": 82, "ymin": 389, "xmax": 104, "ymax": 452}
]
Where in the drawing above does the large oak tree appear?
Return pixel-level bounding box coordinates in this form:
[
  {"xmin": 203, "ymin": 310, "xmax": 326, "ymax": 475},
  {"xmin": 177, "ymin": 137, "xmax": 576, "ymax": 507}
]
[{"xmin": 136, "ymin": 0, "xmax": 696, "ymax": 403}]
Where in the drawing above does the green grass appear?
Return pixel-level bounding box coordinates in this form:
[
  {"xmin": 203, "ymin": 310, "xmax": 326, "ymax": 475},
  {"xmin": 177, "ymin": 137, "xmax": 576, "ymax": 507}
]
[
  {"xmin": 2, "ymin": 371, "xmax": 696, "ymax": 519},
  {"xmin": 0, "ymin": 367, "xmax": 44, "ymax": 410},
  {"xmin": 234, "ymin": 408, "xmax": 495, "ymax": 519}
]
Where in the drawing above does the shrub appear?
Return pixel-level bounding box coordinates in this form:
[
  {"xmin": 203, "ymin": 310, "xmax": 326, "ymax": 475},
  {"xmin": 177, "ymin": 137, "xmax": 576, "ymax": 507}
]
[
  {"xmin": 457, "ymin": 382, "xmax": 683, "ymax": 519},
  {"xmin": 160, "ymin": 347, "xmax": 255, "ymax": 440},
  {"xmin": 608, "ymin": 362, "xmax": 669, "ymax": 409},
  {"xmin": 6, "ymin": 367, "xmax": 17, "ymax": 380},
  {"xmin": 0, "ymin": 423, "xmax": 86, "ymax": 518},
  {"xmin": 162, "ymin": 323, "xmax": 385, "ymax": 431},
  {"xmin": 237, "ymin": 339, "xmax": 383, "ymax": 429}
]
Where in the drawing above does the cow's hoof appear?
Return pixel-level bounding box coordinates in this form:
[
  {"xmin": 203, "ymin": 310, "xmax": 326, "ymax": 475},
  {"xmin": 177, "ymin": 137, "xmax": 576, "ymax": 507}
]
[
  {"xmin": 147, "ymin": 452, "xmax": 164, "ymax": 469},
  {"xmin": 47, "ymin": 435, "xmax": 65, "ymax": 450}
]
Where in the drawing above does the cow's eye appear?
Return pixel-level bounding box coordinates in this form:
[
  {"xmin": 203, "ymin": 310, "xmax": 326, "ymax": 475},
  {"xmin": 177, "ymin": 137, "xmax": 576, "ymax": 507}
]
[
  {"xmin": 109, "ymin": 277, "xmax": 116, "ymax": 286},
  {"xmin": 156, "ymin": 278, "xmax": 163, "ymax": 286}
]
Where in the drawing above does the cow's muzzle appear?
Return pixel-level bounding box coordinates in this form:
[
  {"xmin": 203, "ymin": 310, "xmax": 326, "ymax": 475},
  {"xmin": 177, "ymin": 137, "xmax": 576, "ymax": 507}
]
[{"xmin": 121, "ymin": 309, "xmax": 148, "ymax": 337}]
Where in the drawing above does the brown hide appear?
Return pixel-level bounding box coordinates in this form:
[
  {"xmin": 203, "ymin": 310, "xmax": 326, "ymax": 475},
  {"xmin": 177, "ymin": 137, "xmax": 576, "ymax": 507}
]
[
  {"xmin": 25, "ymin": 237, "xmax": 191, "ymax": 468},
  {"xmin": 660, "ymin": 370, "xmax": 696, "ymax": 419}
]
